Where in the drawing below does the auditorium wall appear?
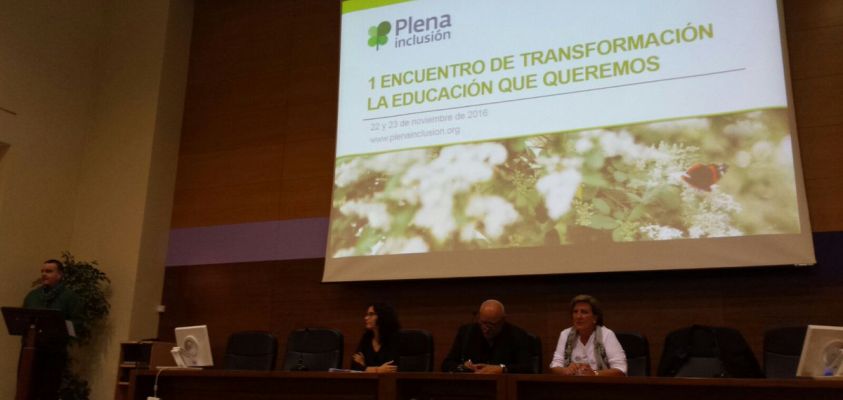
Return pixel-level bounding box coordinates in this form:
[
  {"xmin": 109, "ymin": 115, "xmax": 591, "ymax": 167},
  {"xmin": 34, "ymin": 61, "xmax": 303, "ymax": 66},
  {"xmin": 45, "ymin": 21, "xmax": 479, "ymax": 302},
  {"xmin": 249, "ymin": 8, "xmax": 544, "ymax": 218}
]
[
  {"xmin": 0, "ymin": 1, "xmax": 193, "ymax": 399},
  {"xmin": 162, "ymin": 0, "xmax": 843, "ymax": 374}
]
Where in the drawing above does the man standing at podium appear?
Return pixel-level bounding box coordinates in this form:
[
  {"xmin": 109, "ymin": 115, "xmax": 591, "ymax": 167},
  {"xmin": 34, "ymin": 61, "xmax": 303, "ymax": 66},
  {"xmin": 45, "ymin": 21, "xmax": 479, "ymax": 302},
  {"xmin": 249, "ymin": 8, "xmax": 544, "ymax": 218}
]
[
  {"xmin": 21, "ymin": 259, "xmax": 81, "ymax": 400},
  {"xmin": 23, "ymin": 260, "xmax": 81, "ymax": 323}
]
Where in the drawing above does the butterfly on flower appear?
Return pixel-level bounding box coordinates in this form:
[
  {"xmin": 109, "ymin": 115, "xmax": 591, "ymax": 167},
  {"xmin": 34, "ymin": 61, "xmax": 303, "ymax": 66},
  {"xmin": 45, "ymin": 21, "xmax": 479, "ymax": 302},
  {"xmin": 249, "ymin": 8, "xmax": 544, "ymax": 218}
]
[{"xmin": 682, "ymin": 163, "xmax": 728, "ymax": 191}]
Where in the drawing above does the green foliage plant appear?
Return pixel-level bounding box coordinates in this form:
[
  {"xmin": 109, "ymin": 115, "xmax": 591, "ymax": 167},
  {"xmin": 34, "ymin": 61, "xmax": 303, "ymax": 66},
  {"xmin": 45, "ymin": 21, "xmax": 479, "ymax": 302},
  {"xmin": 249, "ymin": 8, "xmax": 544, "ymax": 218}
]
[
  {"xmin": 56, "ymin": 251, "xmax": 111, "ymax": 400},
  {"xmin": 60, "ymin": 251, "xmax": 111, "ymax": 344}
]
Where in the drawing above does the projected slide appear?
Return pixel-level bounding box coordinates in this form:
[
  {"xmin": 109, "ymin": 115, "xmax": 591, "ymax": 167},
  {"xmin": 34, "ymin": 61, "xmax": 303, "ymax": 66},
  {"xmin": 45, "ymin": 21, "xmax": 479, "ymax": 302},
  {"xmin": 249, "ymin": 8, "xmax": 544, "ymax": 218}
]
[{"xmin": 325, "ymin": 0, "xmax": 814, "ymax": 282}]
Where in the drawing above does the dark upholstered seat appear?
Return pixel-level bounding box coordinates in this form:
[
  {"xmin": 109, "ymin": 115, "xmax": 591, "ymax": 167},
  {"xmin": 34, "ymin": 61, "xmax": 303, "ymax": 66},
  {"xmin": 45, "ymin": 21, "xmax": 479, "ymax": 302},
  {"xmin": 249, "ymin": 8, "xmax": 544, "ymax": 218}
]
[
  {"xmin": 616, "ymin": 331, "xmax": 650, "ymax": 376},
  {"xmin": 398, "ymin": 329, "xmax": 434, "ymax": 372},
  {"xmin": 281, "ymin": 328, "xmax": 343, "ymax": 371},
  {"xmin": 223, "ymin": 331, "xmax": 278, "ymax": 371}
]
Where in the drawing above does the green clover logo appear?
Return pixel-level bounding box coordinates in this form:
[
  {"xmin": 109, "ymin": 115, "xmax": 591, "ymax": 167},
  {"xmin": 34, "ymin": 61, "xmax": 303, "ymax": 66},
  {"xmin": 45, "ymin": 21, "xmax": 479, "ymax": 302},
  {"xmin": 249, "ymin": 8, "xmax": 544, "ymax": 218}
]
[{"xmin": 368, "ymin": 21, "xmax": 391, "ymax": 50}]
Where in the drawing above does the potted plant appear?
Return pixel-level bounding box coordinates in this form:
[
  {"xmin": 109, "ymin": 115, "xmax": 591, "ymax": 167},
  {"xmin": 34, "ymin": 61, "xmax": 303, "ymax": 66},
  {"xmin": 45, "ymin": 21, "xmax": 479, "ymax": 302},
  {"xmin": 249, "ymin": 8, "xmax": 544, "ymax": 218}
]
[{"xmin": 55, "ymin": 251, "xmax": 111, "ymax": 400}]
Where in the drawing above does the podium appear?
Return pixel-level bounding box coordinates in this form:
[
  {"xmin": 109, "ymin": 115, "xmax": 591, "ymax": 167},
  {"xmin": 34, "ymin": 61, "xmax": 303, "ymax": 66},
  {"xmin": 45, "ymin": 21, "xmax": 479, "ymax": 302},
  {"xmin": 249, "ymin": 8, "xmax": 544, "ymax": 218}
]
[{"xmin": 2, "ymin": 306, "xmax": 72, "ymax": 400}]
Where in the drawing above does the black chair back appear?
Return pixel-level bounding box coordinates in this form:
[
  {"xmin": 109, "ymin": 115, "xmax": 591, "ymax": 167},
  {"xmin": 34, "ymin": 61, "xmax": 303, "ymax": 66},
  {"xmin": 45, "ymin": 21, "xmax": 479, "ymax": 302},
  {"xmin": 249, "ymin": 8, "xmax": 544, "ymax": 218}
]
[
  {"xmin": 398, "ymin": 329, "xmax": 434, "ymax": 372},
  {"xmin": 763, "ymin": 326, "xmax": 807, "ymax": 378},
  {"xmin": 658, "ymin": 325, "xmax": 762, "ymax": 378},
  {"xmin": 223, "ymin": 331, "xmax": 278, "ymax": 371},
  {"xmin": 616, "ymin": 331, "xmax": 650, "ymax": 376},
  {"xmin": 282, "ymin": 328, "xmax": 343, "ymax": 371}
]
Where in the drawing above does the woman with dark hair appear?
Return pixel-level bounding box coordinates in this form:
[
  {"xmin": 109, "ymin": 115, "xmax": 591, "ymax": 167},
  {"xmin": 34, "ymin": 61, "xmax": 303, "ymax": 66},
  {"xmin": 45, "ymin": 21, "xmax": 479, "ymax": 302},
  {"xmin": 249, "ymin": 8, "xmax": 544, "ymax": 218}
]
[
  {"xmin": 351, "ymin": 303, "xmax": 401, "ymax": 372},
  {"xmin": 549, "ymin": 294, "xmax": 627, "ymax": 376}
]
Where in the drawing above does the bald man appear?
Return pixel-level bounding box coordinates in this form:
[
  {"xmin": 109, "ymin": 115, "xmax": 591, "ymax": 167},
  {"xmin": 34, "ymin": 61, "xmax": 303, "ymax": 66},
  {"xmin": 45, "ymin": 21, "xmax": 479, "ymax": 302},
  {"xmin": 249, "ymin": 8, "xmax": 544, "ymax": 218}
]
[{"xmin": 442, "ymin": 299, "xmax": 533, "ymax": 374}]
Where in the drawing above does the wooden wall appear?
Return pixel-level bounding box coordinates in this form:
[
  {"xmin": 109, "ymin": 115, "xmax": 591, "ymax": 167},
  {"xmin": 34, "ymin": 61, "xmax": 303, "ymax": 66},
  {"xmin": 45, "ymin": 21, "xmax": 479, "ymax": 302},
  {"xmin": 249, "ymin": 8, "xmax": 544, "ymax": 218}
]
[
  {"xmin": 786, "ymin": 0, "xmax": 843, "ymax": 231},
  {"xmin": 159, "ymin": 232, "xmax": 843, "ymax": 373},
  {"xmin": 160, "ymin": 0, "xmax": 843, "ymax": 374},
  {"xmin": 172, "ymin": 0, "xmax": 338, "ymax": 228}
]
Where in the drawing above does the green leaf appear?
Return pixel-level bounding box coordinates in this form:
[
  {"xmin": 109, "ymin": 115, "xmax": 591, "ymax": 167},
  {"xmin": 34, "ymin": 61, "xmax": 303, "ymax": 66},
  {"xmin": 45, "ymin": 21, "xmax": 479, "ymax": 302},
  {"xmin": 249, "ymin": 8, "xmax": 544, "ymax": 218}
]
[
  {"xmin": 377, "ymin": 21, "xmax": 392, "ymax": 36},
  {"xmin": 585, "ymin": 152, "xmax": 605, "ymax": 170},
  {"xmin": 355, "ymin": 227, "xmax": 382, "ymax": 253},
  {"xmin": 582, "ymin": 173, "xmax": 609, "ymax": 188},
  {"xmin": 628, "ymin": 204, "xmax": 646, "ymax": 221},
  {"xmin": 391, "ymin": 208, "xmax": 415, "ymax": 234},
  {"xmin": 377, "ymin": 35, "xmax": 388, "ymax": 46},
  {"xmin": 590, "ymin": 214, "xmax": 619, "ymax": 230},
  {"xmin": 625, "ymin": 192, "xmax": 643, "ymax": 203},
  {"xmin": 554, "ymin": 221, "xmax": 569, "ymax": 244},
  {"xmin": 593, "ymin": 198, "xmax": 611, "ymax": 215},
  {"xmin": 368, "ymin": 26, "xmax": 379, "ymax": 37},
  {"xmin": 613, "ymin": 170, "xmax": 628, "ymax": 182},
  {"xmin": 60, "ymin": 251, "xmax": 110, "ymax": 345},
  {"xmin": 612, "ymin": 227, "xmax": 626, "ymax": 242},
  {"xmin": 657, "ymin": 186, "xmax": 682, "ymax": 210}
]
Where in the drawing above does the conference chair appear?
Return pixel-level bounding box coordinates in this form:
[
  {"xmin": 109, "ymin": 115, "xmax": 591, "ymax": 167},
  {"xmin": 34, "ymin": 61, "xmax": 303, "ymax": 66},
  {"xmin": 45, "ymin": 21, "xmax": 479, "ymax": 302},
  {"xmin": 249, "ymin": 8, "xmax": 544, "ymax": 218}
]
[
  {"xmin": 616, "ymin": 331, "xmax": 650, "ymax": 376},
  {"xmin": 658, "ymin": 325, "xmax": 762, "ymax": 378},
  {"xmin": 527, "ymin": 333, "xmax": 543, "ymax": 374},
  {"xmin": 398, "ymin": 329, "xmax": 434, "ymax": 372},
  {"xmin": 281, "ymin": 328, "xmax": 343, "ymax": 371},
  {"xmin": 763, "ymin": 326, "xmax": 807, "ymax": 378},
  {"xmin": 223, "ymin": 331, "xmax": 278, "ymax": 370}
]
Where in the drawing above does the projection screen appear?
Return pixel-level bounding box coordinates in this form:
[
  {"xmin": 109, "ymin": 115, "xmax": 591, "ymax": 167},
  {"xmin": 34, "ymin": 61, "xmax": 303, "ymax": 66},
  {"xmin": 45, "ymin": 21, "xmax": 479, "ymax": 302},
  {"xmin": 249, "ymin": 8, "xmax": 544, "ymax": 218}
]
[{"xmin": 324, "ymin": 0, "xmax": 815, "ymax": 282}]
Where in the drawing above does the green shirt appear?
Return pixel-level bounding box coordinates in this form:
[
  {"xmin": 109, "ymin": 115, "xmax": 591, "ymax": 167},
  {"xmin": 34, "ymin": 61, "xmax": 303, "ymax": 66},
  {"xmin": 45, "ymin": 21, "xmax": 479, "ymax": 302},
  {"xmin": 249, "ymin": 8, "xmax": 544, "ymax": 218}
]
[{"xmin": 23, "ymin": 283, "xmax": 83, "ymax": 334}]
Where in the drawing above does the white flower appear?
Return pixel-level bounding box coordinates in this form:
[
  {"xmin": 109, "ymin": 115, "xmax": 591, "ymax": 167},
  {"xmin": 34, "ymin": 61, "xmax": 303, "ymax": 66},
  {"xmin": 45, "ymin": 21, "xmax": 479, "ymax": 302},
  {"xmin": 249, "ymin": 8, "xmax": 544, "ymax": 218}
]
[
  {"xmin": 752, "ymin": 141, "xmax": 774, "ymax": 159},
  {"xmin": 333, "ymin": 247, "xmax": 357, "ymax": 258},
  {"xmin": 735, "ymin": 150, "xmax": 752, "ymax": 168},
  {"xmin": 368, "ymin": 150, "xmax": 428, "ymax": 175},
  {"xmin": 375, "ymin": 236, "xmax": 430, "ymax": 255},
  {"xmin": 777, "ymin": 136, "xmax": 794, "ymax": 167},
  {"xmin": 594, "ymin": 130, "xmax": 667, "ymax": 162},
  {"xmin": 537, "ymin": 169, "xmax": 582, "ymax": 220},
  {"xmin": 402, "ymin": 143, "xmax": 509, "ymax": 241},
  {"xmin": 724, "ymin": 119, "xmax": 766, "ymax": 138},
  {"xmin": 575, "ymin": 137, "xmax": 594, "ymax": 153},
  {"xmin": 339, "ymin": 200, "xmax": 391, "ymax": 230},
  {"xmin": 464, "ymin": 195, "xmax": 519, "ymax": 239},
  {"xmin": 647, "ymin": 118, "xmax": 710, "ymax": 133},
  {"xmin": 335, "ymin": 159, "xmax": 364, "ymax": 187},
  {"xmin": 599, "ymin": 131, "xmax": 636, "ymax": 158},
  {"xmin": 413, "ymin": 196, "xmax": 457, "ymax": 242},
  {"xmin": 681, "ymin": 189, "xmax": 743, "ymax": 238},
  {"xmin": 640, "ymin": 224, "xmax": 685, "ymax": 240},
  {"xmin": 334, "ymin": 150, "xmax": 428, "ymax": 188}
]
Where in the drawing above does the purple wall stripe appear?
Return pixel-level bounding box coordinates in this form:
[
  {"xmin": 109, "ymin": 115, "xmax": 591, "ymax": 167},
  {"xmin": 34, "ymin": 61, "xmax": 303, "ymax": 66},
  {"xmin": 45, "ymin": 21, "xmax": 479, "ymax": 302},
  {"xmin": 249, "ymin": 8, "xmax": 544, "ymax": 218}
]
[{"xmin": 166, "ymin": 218, "xmax": 329, "ymax": 266}]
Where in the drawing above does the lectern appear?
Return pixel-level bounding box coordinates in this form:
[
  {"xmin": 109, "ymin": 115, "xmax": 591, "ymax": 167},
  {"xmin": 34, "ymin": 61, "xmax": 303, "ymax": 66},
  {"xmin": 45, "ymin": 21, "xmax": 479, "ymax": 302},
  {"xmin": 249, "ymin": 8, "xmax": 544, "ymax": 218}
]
[{"xmin": 3, "ymin": 307, "xmax": 72, "ymax": 400}]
